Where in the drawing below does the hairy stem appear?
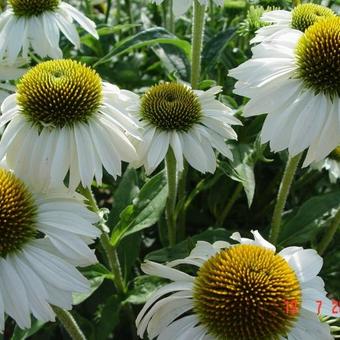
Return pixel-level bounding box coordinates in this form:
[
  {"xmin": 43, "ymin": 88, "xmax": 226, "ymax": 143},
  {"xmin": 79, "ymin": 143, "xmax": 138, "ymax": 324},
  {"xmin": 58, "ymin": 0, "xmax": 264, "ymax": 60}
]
[
  {"xmin": 191, "ymin": 0, "xmax": 206, "ymax": 89},
  {"xmin": 53, "ymin": 307, "xmax": 86, "ymax": 340}
]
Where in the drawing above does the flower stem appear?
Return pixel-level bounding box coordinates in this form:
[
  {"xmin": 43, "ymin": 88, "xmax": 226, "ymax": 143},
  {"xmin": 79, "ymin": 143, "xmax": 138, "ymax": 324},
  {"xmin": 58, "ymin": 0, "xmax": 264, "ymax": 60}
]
[
  {"xmin": 53, "ymin": 306, "xmax": 86, "ymax": 340},
  {"xmin": 318, "ymin": 208, "xmax": 340, "ymax": 255},
  {"xmin": 78, "ymin": 186, "xmax": 137, "ymax": 340},
  {"xmin": 168, "ymin": 0, "xmax": 175, "ymax": 33},
  {"xmin": 217, "ymin": 182, "xmax": 243, "ymax": 227},
  {"xmin": 115, "ymin": 0, "xmax": 121, "ymax": 24},
  {"xmin": 100, "ymin": 232, "xmax": 127, "ymax": 293},
  {"xmin": 165, "ymin": 149, "xmax": 178, "ymax": 246},
  {"xmin": 269, "ymin": 153, "xmax": 302, "ymax": 244},
  {"xmin": 191, "ymin": 0, "xmax": 206, "ymax": 89},
  {"xmin": 176, "ymin": 1, "xmax": 206, "ymax": 241},
  {"xmin": 177, "ymin": 162, "xmax": 188, "ymax": 239},
  {"xmin": 78, "ymin": 186, "xmax": 127, "ymax": 292},
  {"xmin": 105, "ymin": 0, "xmax": 112, "ymax": 23}
]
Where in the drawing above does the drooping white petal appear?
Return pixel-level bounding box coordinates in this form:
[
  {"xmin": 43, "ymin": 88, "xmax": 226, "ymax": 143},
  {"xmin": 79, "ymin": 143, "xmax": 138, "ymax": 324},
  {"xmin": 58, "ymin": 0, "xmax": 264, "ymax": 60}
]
[
  {"xmin": 141, "ymin": 261, "xmax": 194, "ymax": 282},
  {"xmin": 60, "ymin": 2, "xmax": 98, "ymax": 38}
]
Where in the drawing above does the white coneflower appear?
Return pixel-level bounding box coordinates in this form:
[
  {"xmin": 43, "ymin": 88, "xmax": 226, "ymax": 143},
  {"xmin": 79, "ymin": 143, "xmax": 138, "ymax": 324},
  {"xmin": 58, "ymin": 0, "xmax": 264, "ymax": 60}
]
[
  {"xmin": 0, "ymin": 165, "xmax": 100, "ymax": 331},
  {"xmin": 313, "ymin": 146, "xmax": 340, "ymax": 183},
  {"xmin": 229, "ymin": 17, "xmax": 340, "ymax": 166},
  {"xmin": 136, "ymin": 230, "xmax": 333, "ymax": 340},
  {"xmin": 151, "ymin": 0, "xmax": 223, "ymax": 16},
  {"xmin": 0, "ymin": 0, "xmax": 98, "ymax": 63},
  {"xmin": 129, "ymin": 82, "xmax": 241, "ymax": 174},
  {"xmin": 252, "ymin": 4, "xmax": 336, "ymax": 43},
  {"xmin": 0, "ymin": 59, "xmax": 140, "ymax": 189},
  {"xmin": 0, "ymin": 59, "xmax": 26, "ymax": 105}
]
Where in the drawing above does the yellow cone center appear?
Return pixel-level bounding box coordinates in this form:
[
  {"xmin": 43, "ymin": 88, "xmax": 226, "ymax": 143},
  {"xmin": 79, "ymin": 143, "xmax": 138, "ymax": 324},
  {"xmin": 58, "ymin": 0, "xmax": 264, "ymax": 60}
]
[{"xmin": 193, "ymin": 244, "xmax": 301, "ymax": 339}]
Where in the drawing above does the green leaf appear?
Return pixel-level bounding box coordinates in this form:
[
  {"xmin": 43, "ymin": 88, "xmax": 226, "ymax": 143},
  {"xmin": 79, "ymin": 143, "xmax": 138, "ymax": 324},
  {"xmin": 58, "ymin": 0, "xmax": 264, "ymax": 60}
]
[
  {"xmin": 201, "ymin": 29, "xmax": 235, "ymax": 71},
  {"xmin": 73, "ymin": 264, "xmax": 113, "ymax": 305},
  {"xmin": 219, "ymin": 144, "xmax": 256, "ymax": 206},
  {"xmin": 125, "ymin": 275, "xmax": 166, "ymax": 305},
  {"xmin": 117, "ymin": 232, "xmax": 142, "ymax": 281},
  {"xmin": 111, "ymin": 171, "xmax": 168, "ymax": 247},
  {"xmin": 278, "ymin": 190, "xmax": 340, "ymax": 246},
  {"xmin": 152, "ymin": 43, "xmax": 190, "ymax": 80},
  {"xmin": 146, "ymin": 228, "xmax": 231, "ymax": 263},
  {"xmin": 73, "ymin": 276, "xmax": 107, "ymax": 305},
  {"xmin": 81, "ymin": 263, "xmax": 112, "ymax": 279},
  {"xmin": 94, "ymin": 27, "xmax": 191, "ymax": 66},
  {"xmin": 108, "ymin": 167, "xmax": 140, "ymax": 229},
  {"xmin": 11, "ymin": 320, "xmax": 45, "ymax": 340},
  {"xmin": 95, "ymin": 295, "xmax": 122, "ymax": 340}
]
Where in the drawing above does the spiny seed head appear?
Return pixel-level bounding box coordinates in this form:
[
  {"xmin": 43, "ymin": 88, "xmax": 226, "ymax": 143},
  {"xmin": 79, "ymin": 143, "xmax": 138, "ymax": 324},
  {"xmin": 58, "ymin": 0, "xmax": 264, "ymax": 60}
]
[
  {"xmin": 291, "ymin": 4, "xmax": 335, "ymax": 32},
  {"xmin": 193, "ymin": 244, "xmax": 301, "ymax": 340},
  {"xmin": 9, "ymin": 0, "xmax": 60, "ymax": 17},
  {"xmin": 295, "ymin": 17, "xmax": 340, "ymax": 99},
  {"xmin": 140, "ymin": 82, "xmax": 202, "ymax": 131},
  {"xmin": 17, "ymin": 59, "xmax": 103, "ymax": 129},
  {"xmin": 0, "ymin": 168, "xmax": 37, "ymax": 257},
  {"xmin": 329, "ymin": 146, "xmax": 340, "ymax": 161}
]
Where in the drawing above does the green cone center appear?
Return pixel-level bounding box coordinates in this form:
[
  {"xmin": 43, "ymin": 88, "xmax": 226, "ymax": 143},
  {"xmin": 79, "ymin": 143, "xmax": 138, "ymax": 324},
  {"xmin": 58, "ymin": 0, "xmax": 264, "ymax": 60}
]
[
  {"xmin": 9, "ymin": 0, "xmax": 60, "ymax": 17},
  {"xmin": 0, "ymin": 168, "xmax": 38, "ymax": 257},
  {"xmin": 291, "ymin": 4, "xmax": 335, "ymax": 32},
  {"xmin": 17, "ymin": 59, "xmax": 103, "ymax": 129},
  {"xmin": 193, "ymin": 244, "xmax": 301, "ymax": 340},
  {"xmin": 140, "ymin": 83, "xmax": 202, "ymax": 131},
  {"xmin": 295, "ymin": 17, "xmax": 340, "ymax": 99}
]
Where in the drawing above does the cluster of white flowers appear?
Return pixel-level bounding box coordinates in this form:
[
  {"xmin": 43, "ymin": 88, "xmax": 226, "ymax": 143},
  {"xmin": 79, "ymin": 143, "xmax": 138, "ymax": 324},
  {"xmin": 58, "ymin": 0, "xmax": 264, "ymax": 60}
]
[
  {"xmin": 0, "ymin": 0, "xmax": 338, "ymax": 338},
  {"xmin": 229, "ymin": 4, "xmax": 340, "ymax": 167},
  {"xmin": 0, "ymin": 0, "xmax": 240, "ymax": 331}
]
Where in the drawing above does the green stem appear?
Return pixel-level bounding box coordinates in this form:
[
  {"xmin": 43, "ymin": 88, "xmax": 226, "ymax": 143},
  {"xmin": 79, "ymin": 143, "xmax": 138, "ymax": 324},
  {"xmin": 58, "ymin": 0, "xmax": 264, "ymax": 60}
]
[
  {"xmin": 115, "ymin": 0, "xmax": 121, "ymax": 24},
  {"xmin": 100, "ymin": 232, "xmax": 126, "ymax": 293},
  {"xmin": 293, "ymin": 0, "xmax": 301, "ymax": 7},
  {"xmin": 269, "ymin": 153, "xmax": 302, "ymax": 244},
  {"xmin": 105, "ymin": 0, "xmax": 112, "ymax": 23},
  {"xmin": 78, "ymin": 186, "xmax": 137, "ymax": 339},
  {"xmin": 177, "ymin": 162, "xmax": 188, "ymax": 239},
  {"xmin": 165, "ymin": 149, "xmax": 178, "ymax": 246},
  {"xmin": 191, "ymin": 0, "xmax": 206, "ymax": 89},
  {"xmin": 318, "ymin": 208, "xmax": 340, "ymax": 255},
  {"xmin": 217, "ymin": 182, "xmax": 243, "ymax": 227},
  {"xmin": 78, "ymin": 186, "xmax": 127, "ymax": 292},
  {"xmin": 53, "ymin": 307, "xmax": 86, "ymax": 340},
  {"xmin": 125, "ymin": 0, "xmax": 133, "ymax": 25},
  {"xmin": 175, "ymin": 1, "xmax": 206, "ymax": 240},
  {"xmin": 168, "ymin": 0, "xmax": 175, "ymax": 33}
]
